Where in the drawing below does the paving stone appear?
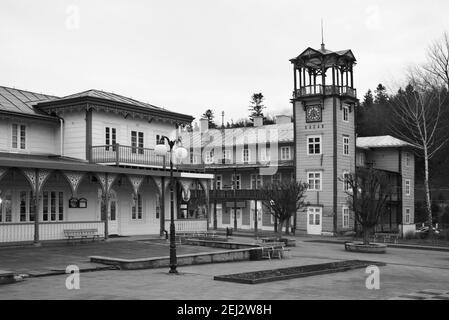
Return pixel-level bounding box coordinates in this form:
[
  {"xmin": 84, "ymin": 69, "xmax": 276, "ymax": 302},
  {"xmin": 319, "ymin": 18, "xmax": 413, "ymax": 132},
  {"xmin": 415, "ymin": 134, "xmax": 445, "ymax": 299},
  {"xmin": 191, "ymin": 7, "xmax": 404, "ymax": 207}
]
[{"xmin": 1, "ymin": 237, "xmax": 449, "ymax": 299}]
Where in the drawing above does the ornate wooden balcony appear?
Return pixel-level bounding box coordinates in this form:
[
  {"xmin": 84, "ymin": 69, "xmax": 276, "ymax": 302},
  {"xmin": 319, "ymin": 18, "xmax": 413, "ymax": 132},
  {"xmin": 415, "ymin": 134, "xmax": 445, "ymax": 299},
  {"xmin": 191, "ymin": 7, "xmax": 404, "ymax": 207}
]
[
  {"xmin": 90, "ymin": 144, "xmax": 205, "ymax": 172},
  {"xmin": 293, "ymin": 85, "xmax": 357, "ymax": 99}
]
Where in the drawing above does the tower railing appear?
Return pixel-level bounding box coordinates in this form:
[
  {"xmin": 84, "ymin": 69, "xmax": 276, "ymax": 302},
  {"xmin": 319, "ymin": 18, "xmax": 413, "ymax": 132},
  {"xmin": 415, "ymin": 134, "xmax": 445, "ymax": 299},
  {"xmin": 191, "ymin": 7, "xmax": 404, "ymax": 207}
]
[{"xmin": 294, "ymin": 85, "xmax": 357, "ymax": 99}]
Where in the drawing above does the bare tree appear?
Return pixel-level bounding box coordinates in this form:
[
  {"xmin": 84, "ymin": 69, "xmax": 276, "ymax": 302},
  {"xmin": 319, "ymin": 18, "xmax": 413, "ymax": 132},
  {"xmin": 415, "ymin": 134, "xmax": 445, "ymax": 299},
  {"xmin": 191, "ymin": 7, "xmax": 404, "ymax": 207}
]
[
  {"xmin": 260, "ymin": 180, "xmax": 308, "ymax": 237},
  {"xmin": 390, "ymin": 84, "xmax": 449, "ymax": 235},
  {"xmin": 423, "ymin": 32, "xmax": 449, "ymax": 89},
  {"xmin": 344, "ymin": 168, "xmax": 392, "ymax": 245}
]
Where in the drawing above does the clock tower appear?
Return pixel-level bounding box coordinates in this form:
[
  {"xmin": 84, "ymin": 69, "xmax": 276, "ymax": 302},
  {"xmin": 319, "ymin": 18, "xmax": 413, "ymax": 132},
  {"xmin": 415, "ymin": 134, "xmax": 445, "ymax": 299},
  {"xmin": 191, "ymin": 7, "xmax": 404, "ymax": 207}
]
[{"xmin": 290, "ymin": 43, "xmax": 358, "ymax": 235}]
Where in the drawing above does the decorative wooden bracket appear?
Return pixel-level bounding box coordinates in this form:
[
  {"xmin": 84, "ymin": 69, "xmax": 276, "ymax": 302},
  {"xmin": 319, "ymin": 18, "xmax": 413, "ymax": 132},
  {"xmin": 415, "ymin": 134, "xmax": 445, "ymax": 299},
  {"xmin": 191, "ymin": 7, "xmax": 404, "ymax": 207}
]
[
  {"xmin": 21, "ymin": 168, "xmax": 52, "ymax": 193},
  {"xmin": 62, "ymin": 171, "xmax": 86, "ymax": 196},
  {"xmin": 95, "ymin": 173, "xmax": 117, "ymax": 194},
  {"xmin": 152, "ymin": 176, "xmax": 171, "ymax": 196},
  {"xmin": 127, "ymin": 175, "xmax": 145, "ymax": 196}
]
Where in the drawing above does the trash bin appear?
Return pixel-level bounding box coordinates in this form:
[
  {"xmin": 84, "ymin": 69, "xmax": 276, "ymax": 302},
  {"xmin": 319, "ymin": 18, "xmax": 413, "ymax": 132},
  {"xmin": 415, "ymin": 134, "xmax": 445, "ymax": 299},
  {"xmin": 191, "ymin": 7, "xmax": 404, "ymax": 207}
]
[{"xmin": 226, "ymin": 227, "xmax": 233, "ymax": 237}]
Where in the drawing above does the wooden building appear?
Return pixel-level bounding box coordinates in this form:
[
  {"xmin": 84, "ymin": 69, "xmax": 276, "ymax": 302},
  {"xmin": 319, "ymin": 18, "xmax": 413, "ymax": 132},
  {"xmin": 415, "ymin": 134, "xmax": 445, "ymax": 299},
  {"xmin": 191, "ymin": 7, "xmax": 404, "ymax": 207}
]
[{"xmin": 0, "ymin": 87, "xmax": 212, "ymax": 244}]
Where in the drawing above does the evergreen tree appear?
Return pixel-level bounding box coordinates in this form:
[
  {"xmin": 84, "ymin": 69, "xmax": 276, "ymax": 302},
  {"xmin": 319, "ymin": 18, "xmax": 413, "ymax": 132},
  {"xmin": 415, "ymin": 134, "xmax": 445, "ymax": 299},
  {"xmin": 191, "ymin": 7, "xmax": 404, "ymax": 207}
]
[
  {"xmin": 202, "ymin": 109, "xmax": 217, "ymax": 128},
  {"xmin": 374, "ymin": 83, "xmax": 388, "ymax": 104},
  {"xmin": 248, "ymin": 93, "xmax": 266, "ymax": 120},
  {"xmin": 362, "ymin": 89, "xmax": 374, "ymax": 108}
]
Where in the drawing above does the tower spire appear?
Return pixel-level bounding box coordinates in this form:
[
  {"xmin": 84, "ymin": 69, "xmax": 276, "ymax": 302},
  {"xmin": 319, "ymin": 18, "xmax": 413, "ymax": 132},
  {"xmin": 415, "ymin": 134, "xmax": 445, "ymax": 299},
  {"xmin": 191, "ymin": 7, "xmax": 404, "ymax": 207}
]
[{"xmin": 321, "ymin": 18, "xmax": 325, "ymax": 51}]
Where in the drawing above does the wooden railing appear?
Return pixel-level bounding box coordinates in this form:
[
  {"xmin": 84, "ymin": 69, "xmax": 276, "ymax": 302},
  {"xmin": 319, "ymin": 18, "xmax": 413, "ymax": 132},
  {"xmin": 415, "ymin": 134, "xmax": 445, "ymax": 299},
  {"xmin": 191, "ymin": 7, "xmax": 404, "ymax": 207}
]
[
  {"xmin": 294, "ymin": 85, "xmax": 357, "ymax": 99},
  {"xmin": 91, "ymin": 144, "xmax": 205, "ymax": 171},
  {"xmin": 192, "ymin": 189, "xmax": 268, "ymax": 200},
  {"xmin": 164, "ymin": 219, "xmax": 208, "ymax": 233},
  {"xmin": 0, "ymin": 221, "xmax": 105, "ymax": 243}
]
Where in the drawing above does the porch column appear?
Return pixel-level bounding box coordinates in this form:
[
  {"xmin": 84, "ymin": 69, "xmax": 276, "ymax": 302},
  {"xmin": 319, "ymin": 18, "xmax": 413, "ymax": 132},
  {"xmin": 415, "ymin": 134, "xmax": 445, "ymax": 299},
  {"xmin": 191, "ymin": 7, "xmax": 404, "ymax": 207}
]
[
  {"xmin": 152, "ymin": 176, "xmax": 170, "ymax": 236},
  {"xmin": 33, "ymin": 169, "xmax": 40, "ymax": 244},
  {"xmin": 104, "ymin": 173, "xmax": 109, "ymax": 240},
  {"xmin": 254, "ymin": 168, "xmax": 258, "ymax": 238},
  {"xmin": 198, "ymin": 179, "xmax": 210, "ymax": 231},
  {"xmin": 21, "ymin": 168, "xmax": 52, "ymax": 246},
  {"xmin": 233, "ymin": 168, "xmax": 237, "ymax": 230},
  {"xmin": 160, "ymin": 177, "xmax": 166, "ymax": 236},
  {"xmin": 213, "ymin": 169, "xmax": 217, "ymax": 230},
  {"xmin": 96, "ymin": 172, "xmax": 117, "ymax": 240}
]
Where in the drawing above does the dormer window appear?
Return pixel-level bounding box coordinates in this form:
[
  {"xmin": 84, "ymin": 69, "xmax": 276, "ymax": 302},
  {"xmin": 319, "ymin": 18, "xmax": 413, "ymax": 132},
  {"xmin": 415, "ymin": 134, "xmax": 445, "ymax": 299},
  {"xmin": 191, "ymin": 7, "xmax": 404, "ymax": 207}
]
[{"xmin": 12, "ymin": 124, "xmax": 26, "ymax": 150}]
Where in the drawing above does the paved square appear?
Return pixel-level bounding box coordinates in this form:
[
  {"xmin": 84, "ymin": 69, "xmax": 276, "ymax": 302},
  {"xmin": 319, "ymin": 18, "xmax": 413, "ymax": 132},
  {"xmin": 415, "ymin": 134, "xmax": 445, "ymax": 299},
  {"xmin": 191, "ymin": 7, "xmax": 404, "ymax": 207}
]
[{"xmin": 1, "ymin": 237, "xmax": 449, "ymax": 299}]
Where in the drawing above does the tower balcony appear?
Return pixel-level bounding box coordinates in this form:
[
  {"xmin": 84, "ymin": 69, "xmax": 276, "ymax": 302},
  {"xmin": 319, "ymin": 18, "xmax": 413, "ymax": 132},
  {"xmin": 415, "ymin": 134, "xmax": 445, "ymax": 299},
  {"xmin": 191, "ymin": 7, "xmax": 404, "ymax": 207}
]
[{"xmin": 293, "ymin": 85, "xmax": 357, "ymax": 100}]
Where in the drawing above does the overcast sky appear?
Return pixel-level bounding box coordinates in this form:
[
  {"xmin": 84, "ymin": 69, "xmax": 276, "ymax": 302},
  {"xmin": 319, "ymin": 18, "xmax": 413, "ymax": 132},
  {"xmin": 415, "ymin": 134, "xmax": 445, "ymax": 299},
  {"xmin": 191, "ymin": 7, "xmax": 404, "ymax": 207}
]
[{"xmin": 1, "ymin": 0, "xmax": 449, "ymax": 124}]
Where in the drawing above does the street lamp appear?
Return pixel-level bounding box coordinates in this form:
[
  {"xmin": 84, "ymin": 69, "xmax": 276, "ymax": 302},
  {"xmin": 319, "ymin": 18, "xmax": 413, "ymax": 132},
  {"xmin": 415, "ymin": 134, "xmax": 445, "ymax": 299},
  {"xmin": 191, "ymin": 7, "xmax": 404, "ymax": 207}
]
[{"xmin": 155, "ymin": 136, "xmax": 188, "ymax": 274}]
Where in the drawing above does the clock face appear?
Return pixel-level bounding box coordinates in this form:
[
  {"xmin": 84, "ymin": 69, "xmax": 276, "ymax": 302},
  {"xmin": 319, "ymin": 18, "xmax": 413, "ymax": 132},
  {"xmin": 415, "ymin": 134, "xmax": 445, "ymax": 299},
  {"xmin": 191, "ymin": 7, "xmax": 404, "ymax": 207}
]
[{"xmin": 306, "ymin": 105, "xmax": 322, "ymax": 123}]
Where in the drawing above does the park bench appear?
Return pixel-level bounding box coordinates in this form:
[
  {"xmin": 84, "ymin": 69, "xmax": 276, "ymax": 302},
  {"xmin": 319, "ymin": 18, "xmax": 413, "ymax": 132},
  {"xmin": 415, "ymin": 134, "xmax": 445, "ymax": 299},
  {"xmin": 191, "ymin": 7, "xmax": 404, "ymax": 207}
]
[
  {"xmin": 64, "ymin": 228, "xmax": 100, "ymax": 244},
  {"xmin": 260, "ymin": 243, "xmax": 291, "ymax": 260},
  {"xmin": 373, "ymin": 232, "xmax": 400, "ymax": 244}
]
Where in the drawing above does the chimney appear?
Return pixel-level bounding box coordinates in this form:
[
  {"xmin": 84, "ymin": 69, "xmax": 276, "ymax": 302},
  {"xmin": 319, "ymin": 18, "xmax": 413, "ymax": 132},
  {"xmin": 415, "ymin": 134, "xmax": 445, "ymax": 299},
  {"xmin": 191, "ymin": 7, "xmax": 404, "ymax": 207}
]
[
  {"xmin": 200, "ymin": 118, "xmax": 209, "ymax": 132},
  {"xmin": 253, "ymin": 116, "xmax": 263, "ymax": 127},
  {"xmin": 275, "ymin": 115, "xmax": 292, "ymax": 125}
]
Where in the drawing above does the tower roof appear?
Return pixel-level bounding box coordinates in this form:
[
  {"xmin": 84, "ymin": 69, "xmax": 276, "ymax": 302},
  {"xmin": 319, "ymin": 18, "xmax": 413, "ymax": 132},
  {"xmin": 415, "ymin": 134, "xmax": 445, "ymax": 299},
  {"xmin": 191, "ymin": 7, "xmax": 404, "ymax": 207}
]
[{"xmin": 290, "ymin": 46, "xmax": 356, "ymax": 69}]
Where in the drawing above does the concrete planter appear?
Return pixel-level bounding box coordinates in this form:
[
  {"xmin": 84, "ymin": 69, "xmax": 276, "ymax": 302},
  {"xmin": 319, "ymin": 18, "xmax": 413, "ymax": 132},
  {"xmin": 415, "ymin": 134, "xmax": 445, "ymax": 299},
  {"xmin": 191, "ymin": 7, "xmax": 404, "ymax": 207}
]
[{"xmin": 344, "ymin": 242, "xmax": 387, "ymax": 254}]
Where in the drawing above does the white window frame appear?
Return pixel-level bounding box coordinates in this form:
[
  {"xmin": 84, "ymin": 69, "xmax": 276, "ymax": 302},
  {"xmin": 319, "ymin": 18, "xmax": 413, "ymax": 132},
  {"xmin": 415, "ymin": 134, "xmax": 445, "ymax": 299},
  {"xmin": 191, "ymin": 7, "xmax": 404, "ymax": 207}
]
[
  {"xmin": 42, "ymin": 191, "xmax": 64, "ymax": 222},
  {"xmin": 132, "ymin": 193, "xmax": 143, "ymax": 220},
  {"xmin": 342, "ymin": 171, "xmax": 350, "ymax": 192},
  {"xmin": 105, "ymin": 127, "xmax": 117, "ymax": 151},
  {"xmin": 12, "ymin": 123, "xmax": 26, "ymax": 150},
  {"xmin": 223, "ymin": 149, "xmax": 232, "ymax": 163},
  {"xmin": 405, "ymin": 179, "xmax": 411, "ymax": 196},
  {"xmin": 307, "ymin": 135, "xmax": 322, "ymax": 155},
  {"xmin": 231, "ymin": 174, "xmax": 241, "ymax": 190},
  {"xmin": 342, "ymin": 206, "xmax": 350, "ymax": 228},
  {"xmin": 342, "ymin": 106, "xmax": 349, "ymax": 122},
  {"xmin": 307, "ymin": 207, "xmax": 322, "ymax": 226},
  {"xmin": 405, "ymin": 207, "xmax": 411, "ymax": 224},
  {"xmin": 131, "ymin": 131, "xmax": 144, "ymax": 154},
  {"xmin": 242, "ymin": 148, "xmax": 250, "ymax": 163},
  {"xmin": 307, "ymin": 171, "xmax": 322, "ymax": 191},
  {"xmin": 271, "ymin": 173, "xmax": 282, "ymax": 185},
  {"xmin": 343, "ymin": 135, "xmax": 350, "ymax": 156},
  {"xmin": 260, "ymin": 147, "xmax": 270, "ymax": 162},
  {"xmin": 250, "ymin": 174, "xmax": 263, "ymax": 189},
  {"xmin": 280, "ymin": 146, "xmax": 291, "ymax": 160},
  {"xmin": 0, "ymin": 190, "xmax": 12, "ymax": 223},
  {"xmin": 215, "ymin": 175, "xmax": 223, "ymax": 190},
  {"xmin": 205, "ymin": 149, "xmax": 214, "ymax": 164}
]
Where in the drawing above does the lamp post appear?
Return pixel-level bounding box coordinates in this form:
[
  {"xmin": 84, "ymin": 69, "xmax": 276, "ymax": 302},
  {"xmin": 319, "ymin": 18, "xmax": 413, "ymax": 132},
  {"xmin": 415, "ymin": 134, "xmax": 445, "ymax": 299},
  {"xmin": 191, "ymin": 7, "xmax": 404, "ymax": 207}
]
[{"xmin": 155, "ymin": 136, "xmax": 188, "ymax": 274}]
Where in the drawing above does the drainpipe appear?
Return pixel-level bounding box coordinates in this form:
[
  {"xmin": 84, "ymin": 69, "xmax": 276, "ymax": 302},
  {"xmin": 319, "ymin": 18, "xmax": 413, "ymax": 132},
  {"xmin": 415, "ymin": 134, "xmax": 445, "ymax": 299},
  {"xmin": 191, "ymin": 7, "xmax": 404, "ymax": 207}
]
[{"xmin": 58, "ymin": 117, "xmax": 65, "ymax": 157}]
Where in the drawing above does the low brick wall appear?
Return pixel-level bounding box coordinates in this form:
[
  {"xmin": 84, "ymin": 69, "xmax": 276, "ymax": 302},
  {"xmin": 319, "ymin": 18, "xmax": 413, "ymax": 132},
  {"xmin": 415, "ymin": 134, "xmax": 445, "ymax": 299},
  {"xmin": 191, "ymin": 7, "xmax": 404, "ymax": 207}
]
[{"xmin": 90, "ymin": 247, "xmax": 262, "ymax": 270}]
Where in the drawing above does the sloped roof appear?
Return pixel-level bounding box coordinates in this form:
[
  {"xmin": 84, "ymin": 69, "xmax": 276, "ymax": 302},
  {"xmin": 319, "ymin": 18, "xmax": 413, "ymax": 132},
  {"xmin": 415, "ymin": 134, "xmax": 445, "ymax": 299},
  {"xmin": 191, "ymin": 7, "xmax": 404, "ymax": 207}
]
[
  {"xmin": 37, "ymin": 88, "xmax": 194, "ymax": 123},
  {"xmin": 356, "ymin": 135, "xmax": 414, "ymax": 149},
  {"xmin": 290, "ymin": 46, "xmax": 356, "ymax": 63},
  {"xmin": 182, "ymin": 125, "xmax": 411, "ymax": 152},
  {"xmin": 59, "ymin": 89, "xmax": 165, "ymax": 111},
  {"xmin": 182, "ymin": 123, "xmax": 294, "ymax": 148},
  {"xmin": 0, "ymin": 86, "xmax": 58, "ymax": 118}
]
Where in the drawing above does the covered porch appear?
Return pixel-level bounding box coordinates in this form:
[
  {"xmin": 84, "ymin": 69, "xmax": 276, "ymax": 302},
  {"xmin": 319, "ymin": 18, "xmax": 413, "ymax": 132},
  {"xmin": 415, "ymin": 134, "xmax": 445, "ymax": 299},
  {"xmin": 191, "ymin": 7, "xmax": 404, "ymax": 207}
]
[{"xmin": 0, "ymin": 154, "xmax": 213, "ymax": 244}]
